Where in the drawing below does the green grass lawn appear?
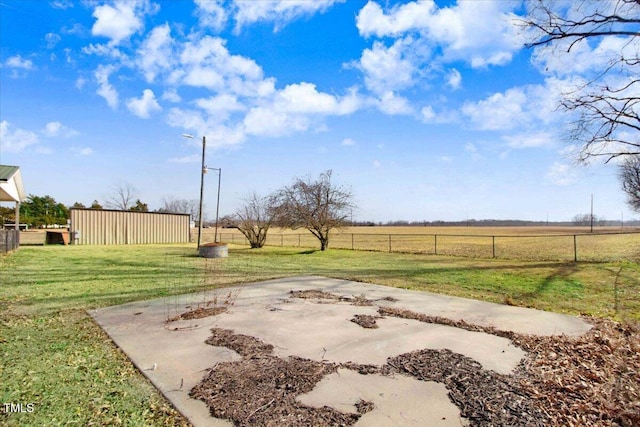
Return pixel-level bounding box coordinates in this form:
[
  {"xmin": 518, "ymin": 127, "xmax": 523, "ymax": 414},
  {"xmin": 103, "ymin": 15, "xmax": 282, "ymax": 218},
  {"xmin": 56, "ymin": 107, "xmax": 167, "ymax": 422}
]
[{"xmin": 1, "ymin": 244, "xmax": 638, "ymax": 425}]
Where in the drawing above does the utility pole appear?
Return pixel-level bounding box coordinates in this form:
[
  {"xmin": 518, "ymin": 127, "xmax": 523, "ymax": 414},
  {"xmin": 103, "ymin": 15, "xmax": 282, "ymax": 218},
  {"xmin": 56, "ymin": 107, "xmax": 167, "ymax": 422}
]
[
  {"xmin": 182, "ymin": 133, "xmax": 208, "ymax": 249},
  {"xmin": 198, "ymin": 136, "xmax": 206, "ymax": 248}
]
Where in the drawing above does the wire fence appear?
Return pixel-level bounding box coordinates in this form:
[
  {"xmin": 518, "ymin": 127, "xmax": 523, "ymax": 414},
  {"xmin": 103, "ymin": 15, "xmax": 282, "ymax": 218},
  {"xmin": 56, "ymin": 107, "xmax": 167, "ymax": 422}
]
[{"xmin": 217, "ymin": 231, "xmax": 640, "ymax": 262}]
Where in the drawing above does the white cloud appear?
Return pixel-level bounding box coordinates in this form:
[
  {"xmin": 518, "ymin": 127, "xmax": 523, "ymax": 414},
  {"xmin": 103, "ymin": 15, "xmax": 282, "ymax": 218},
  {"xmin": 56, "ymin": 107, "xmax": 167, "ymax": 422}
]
[
  {"xmin": 461, "ymin": 77, "xmax": 570, "ymax": 134},
  {"xmin": 45, "ymin": 33, "xmax": 61, "ymax": 49},
  {"xmin": 233, "ymin": 0, "xmax": 344, "ymax": 32},
  {"xmin": 354, "ymin": 38, "xmax": 417, "ymax": 95},
  {"xmin": 243, "ymin": 106, "xmax": 309, "ymax": 137},
  {"xmin": 446, "ymin": 68, "xmax": 461, "ymax": 89},
  {"xmin": 242, "ymin": 83, "xmax": 363, "ymax": 137},
  {"xmin": 126, "ymin": 89, "xmax": 161, "ymax": 118},
  {"xmin": 194, "ymin": 0, "xmax": 228, "ymax": 32},
  {"xmin": 464, "ymin": 143, "xmax": 477, "ymax": 153},
  {"xmin": 75, "ymin": 77, "xmax": 87, "ymax": 90},
  {"xmin": 342, "ymin": 138, "xmax": 356, "ymax": 146},
  {"xmin": 502, "ymin": 131, "xmax": 557, "ymax": 149},
  {"xmin": 193, "ymin": 0, "xmax": 344, "ymax": 33},
  {"xmin": 420, "ymin": 105, "xmax": 435, "ymax": 122},
  {"xmin": 196, "ymin": 93, "xmax": 244, "ymax": 111},
  {"xmin": 356, "ymin": 0, "xmax": 434, "ymax": 38},
  {"xmin": 50, "ymin": 0, "xmax": 73, "ymax": 9},
  {"xmin": 376, "ymin": 91, "xmax": 413, "ymax": 115},
  {"xmin": 167, "ymin": 107, "xmax": 207, "ymax": 133},
  {"xmin": 373, "ymin": 159, "xmax": 381, "ymax": 168},
  {"xmin": 94, "ymin": 64, "xmax": 119, "ymax": 109},
  {"xmin": 176, "ymin": 36, "xmax": 272, "ymax": 97},
  {"xmin": 162, "ymin": 88, "xmax": 181, "ymax": 103},
  {"xmin": 545, "ymin": 162, "xmax": 578, "ymax": 186},
  {"xmin": 166, "ymin": 109, "xmax": 246, "ymax": 147},
  {"xmin": 0, "ymin": 121, "xmax": 39, "ymax": 152},
  {"xmin": 91, "ymin": 0, "xmax": 158, "ymax": 45},
  {"xmin": 4, "ymin": 55, "xmax": 33, "ymax": 78},
  {"xmin": 356, "ymin": 0, "xmax": 523, "ymax": 68},
  {"xmin": 274, "ymin": 83, "xmax": 360, "ymax": 115},
  {"xmin": 461, "ymin": 87, "xmax": 527, "ymax": 131},
  {"xmin": 137, "ymin": 23, "xmax": 174, "ymax": 83},
  {"xmin": 71, "ymin": 146, "xmax": 93, "ymax": 156},
  {"xmin": 42, "ymin": 121, "xmax": 79, "ymax": 138}
]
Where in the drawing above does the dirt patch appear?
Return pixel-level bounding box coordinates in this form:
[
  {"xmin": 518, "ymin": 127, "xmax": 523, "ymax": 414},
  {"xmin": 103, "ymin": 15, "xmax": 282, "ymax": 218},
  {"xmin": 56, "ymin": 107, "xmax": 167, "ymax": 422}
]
[{"xmin": 191, "ymin": 301, "xmax": 639, "ymax": 426}]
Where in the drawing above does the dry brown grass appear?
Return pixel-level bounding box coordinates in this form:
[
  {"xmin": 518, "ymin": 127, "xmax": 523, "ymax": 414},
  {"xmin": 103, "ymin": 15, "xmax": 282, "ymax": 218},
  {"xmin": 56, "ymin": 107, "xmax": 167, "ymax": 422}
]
[{"xmin": 212, "ymin": 226, "xmax": 640, "ymax": 262}]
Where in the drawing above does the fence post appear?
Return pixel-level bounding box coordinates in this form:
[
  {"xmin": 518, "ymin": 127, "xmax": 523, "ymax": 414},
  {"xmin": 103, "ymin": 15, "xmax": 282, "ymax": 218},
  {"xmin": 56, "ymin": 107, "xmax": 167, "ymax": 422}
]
[
  {"xmin": 434, "ymin": 235, "xmax": 437, "ymax": 255},
  {"xmin": 281, "ymin": 234, "xmax": 284, "ymax": 247},
  {"xmin": 388, "ymin": 234, "xmax": 392, "ymax": 253},
  {"xmin": 298, "ymin": 234, "xmax": 301, "ymax": 247},
  {"xmin": 492, "ymin": 236, "xmax": 496, "ymax": 258},
  {"xmin": 574, "ymin": 235, "xmax": 578, "ymax": 262}
]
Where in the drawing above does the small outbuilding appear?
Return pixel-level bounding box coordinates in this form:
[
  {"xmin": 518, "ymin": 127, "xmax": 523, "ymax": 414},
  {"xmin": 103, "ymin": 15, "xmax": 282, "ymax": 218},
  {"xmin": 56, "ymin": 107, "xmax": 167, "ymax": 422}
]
[{"xmin": 69, "ymin": 208, "xmax": 191, "ymax": 245}]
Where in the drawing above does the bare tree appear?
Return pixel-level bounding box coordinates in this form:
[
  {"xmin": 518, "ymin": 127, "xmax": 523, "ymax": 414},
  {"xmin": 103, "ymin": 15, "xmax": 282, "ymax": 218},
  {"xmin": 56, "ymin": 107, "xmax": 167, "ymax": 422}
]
[
  {"xmin": 158, "ymin": 196, "xmax": 200, "ymax": 220},
  {"xmin": 275, "ymin": 170, "xmax": 354, "ymax": 251},
  {"xmin": 620, "ymin": 154, "xmax": 640, "ymax": 211},
  {"xmin": 522, "ymin": 0, "xmax": 640, "ymax": 162},
  {"xmin": 234, "ymin": 192, "xmax": 278, "ymax": 248},
  {"xmin": 105, "ymin": 182, "xmax": 139, "ymax": 210}
]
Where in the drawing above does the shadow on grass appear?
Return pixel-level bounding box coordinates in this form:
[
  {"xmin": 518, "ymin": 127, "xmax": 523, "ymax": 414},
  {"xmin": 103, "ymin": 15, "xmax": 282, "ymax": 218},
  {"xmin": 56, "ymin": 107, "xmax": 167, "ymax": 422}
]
[{"xmin": 513, "ymin": 263, "xmax": 581, "ymax": 301}]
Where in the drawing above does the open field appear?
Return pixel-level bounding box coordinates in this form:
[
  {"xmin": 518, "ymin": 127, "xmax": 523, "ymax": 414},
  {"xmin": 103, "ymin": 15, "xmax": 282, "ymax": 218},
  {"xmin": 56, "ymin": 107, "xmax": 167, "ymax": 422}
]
[
  {"xmin": 23, "ymin": 225, "xmax": 640, "ymax": 263},
  {"xmin": 1, "ymin": 243, "xmax": 638, "ymax": 425},
  {"xmin": 211, "ymin": 226, "xmax": 640, "ymax": 262}
]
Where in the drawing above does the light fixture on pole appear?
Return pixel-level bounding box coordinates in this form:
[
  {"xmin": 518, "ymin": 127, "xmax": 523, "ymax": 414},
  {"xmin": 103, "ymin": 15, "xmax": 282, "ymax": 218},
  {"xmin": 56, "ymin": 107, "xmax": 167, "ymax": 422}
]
[{"xmin": 182, "ymin": 133, "xmax": 206, "ymax": 249}]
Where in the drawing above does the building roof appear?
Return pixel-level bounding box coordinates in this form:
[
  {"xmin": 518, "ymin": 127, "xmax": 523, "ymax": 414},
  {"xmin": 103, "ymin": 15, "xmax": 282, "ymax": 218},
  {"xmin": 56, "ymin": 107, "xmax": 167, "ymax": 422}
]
[{"xmin": 0, "ymin": 165, "xmax": 26, "ymax": 202}]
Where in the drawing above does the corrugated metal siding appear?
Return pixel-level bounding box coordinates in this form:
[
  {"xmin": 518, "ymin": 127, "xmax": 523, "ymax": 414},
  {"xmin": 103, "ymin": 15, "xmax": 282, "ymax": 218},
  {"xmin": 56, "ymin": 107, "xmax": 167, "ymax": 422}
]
[{"xmin": 70, "ymin": 209, "xmax": 190, "ymax": 245}]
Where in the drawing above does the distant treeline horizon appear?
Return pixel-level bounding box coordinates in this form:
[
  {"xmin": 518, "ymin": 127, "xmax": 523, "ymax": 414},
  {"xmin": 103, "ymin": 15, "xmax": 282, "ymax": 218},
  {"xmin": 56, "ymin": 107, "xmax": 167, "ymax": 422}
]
[{"xmin": 351, "ymin": 219, "xmax": 640, "ymax": 227}]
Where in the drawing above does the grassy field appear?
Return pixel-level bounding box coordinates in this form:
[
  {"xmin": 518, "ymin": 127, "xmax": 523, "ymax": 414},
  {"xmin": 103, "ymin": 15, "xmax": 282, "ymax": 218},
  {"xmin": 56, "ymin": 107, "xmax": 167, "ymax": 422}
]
[
  {"xmin": 1, "ymin": 242, "xmax": 639, "ymax": 425},
  {"xmin": 214, "ymin": 225, "xmax": 640, "ymax": 262}
]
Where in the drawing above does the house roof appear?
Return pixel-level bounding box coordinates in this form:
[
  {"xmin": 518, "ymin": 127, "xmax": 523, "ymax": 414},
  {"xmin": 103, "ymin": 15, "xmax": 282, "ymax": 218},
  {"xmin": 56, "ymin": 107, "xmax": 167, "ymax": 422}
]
[{"xmin": 0, "ymin": 165, "xmax": 26, "ymax": 202}]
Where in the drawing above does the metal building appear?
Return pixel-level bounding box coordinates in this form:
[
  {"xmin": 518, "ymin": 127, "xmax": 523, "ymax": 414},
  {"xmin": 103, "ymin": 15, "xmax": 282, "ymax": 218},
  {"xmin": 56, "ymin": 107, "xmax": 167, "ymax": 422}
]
[
  {"xmin": 69, "ymin": 208, "xmax": 190, "ymax": 245},
  {"xmin": 0, "ymin": 165, "xmax": 26, "ymax": 252}
]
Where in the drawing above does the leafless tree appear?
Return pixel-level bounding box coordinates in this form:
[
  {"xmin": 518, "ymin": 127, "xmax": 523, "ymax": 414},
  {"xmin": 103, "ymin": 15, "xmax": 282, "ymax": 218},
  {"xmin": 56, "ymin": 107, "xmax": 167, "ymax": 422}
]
[
  {"xmin": 233, "ymin": 192, "xmax": 278, "ymax": 248},
  {"xmin": 522, "ymin": 0, "xmax": 640, "ymax": 162},
  {"xmin": 158, "ymin": 196, "xmax": 200, "ymax": 220},
  {"xmin": 105, "ymin": 182, "xmax": 139, "ymax": 210},
  {"xmin": 620, "ymin": 154, "xmax": 640, "ymax": 211},
  {"xmin": 275, "ymin": 170, "xmax": 354, "ymax": 251}
]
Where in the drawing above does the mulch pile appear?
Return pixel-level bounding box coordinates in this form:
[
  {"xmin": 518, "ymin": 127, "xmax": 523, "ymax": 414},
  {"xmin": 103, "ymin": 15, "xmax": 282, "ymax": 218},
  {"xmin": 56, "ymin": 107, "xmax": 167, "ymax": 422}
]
[
  {"xmin": 166, "ymin": 306, "xmax": 227, "ymax": 322},
  {"xmin": 190, "ymin": 329, "xmax": 368, "ymax": 426},
  {"xmin": 189, "ymin": 290, "xmax": 640, "ymax": 427}
]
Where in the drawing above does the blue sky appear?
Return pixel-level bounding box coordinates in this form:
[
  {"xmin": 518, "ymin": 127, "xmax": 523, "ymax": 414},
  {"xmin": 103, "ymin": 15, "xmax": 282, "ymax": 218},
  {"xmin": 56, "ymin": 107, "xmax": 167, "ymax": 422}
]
[{"xmin": 0, "ymin": 0, "xmax": 635, "ymax": 223}]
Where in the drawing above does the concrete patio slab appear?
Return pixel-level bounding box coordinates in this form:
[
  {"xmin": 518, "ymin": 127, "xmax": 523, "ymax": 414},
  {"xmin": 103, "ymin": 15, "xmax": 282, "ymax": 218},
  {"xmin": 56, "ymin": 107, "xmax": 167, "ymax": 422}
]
[
  {"xmin": 297, "ymin": 368, "xmax": 468, "ymax": 426},
  {"xmin": 89, "ymin": 275, "xmax": 591, "ymax": 426}
]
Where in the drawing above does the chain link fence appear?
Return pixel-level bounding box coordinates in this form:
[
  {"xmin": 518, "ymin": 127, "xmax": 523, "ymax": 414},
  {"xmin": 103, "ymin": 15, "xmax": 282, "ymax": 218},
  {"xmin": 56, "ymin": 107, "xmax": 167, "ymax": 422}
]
[{"xmin": 217, "ymin": 230, "xmax": 640, "ymax": 262}]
